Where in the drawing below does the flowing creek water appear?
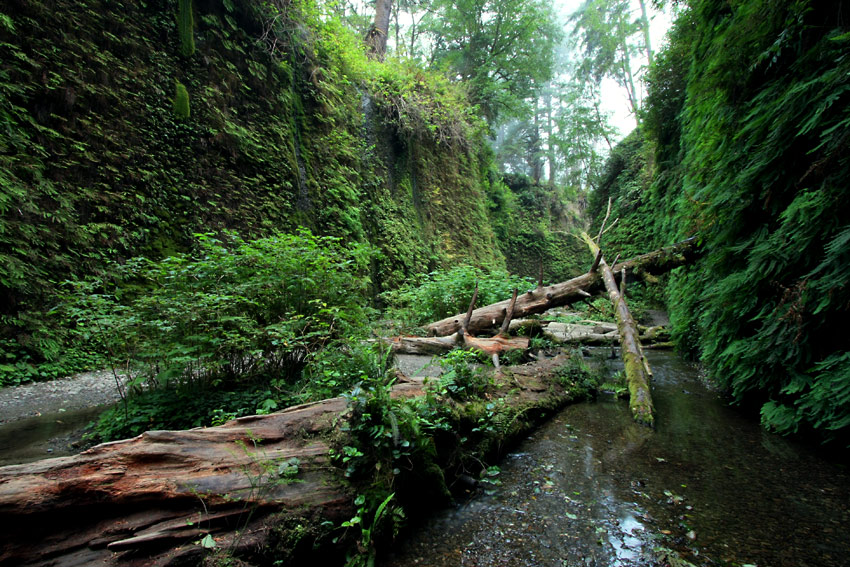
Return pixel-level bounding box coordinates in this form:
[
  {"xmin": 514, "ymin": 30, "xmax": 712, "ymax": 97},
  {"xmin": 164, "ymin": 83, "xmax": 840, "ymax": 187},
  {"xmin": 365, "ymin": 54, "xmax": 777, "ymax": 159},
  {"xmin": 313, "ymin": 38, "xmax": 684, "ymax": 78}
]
[
  {"xmin": 0, "ymin": 405, "xmax": 107, "ymax": 466},
  {"xmin": 383, "ymin": 351, "xmax": 850, "ymax": 567}
]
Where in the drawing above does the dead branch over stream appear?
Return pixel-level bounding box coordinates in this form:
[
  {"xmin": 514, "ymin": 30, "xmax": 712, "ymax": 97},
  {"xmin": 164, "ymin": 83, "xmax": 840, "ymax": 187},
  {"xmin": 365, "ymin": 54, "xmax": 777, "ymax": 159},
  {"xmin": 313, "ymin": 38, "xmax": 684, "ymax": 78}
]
[
  {"xmin": 581, "ymin": 231, "xmax": 655, "ymax": 427},
  {"xmin": 423, "ymin": 239, "xmax": 695, "ymax": 337}
]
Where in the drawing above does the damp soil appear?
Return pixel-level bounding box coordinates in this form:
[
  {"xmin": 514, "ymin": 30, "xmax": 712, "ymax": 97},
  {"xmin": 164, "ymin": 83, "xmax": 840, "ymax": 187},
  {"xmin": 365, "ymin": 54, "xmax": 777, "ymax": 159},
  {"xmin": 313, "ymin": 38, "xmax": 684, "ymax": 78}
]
[{"xmin": 382, "ymin": 351, "xmax": 850, "ymax": 567}]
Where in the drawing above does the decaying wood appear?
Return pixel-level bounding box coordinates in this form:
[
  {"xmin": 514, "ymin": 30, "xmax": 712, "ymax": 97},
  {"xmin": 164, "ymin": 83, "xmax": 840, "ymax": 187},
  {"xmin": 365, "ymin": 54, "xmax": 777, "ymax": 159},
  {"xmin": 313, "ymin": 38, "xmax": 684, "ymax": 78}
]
[
  {"xmin": 0, "ymin": 352, "xmax": 590, "ymax": 567},
  {"xmin": 387, "ymin": 287, "xmax": 529, "ymax": 360},
  {"xmin": 385, "ymin": 333, "xmax": 530, "ymax": 357},
  {"xmin": 582, "ymin": 232, "xmax": 655, "ymax": 427},
  {"xmin": 497, "ymin": 289, "xmax": 519, "ymax": 338},
  {"xmin": 0, "ymin": 383, "xmax": 432, "ymax": 567},
  {"xmin": 542, "ymin": 320, "xmax": 669, "ymax": 346},
  {"xmin": 424, "ymin": 239, "xmax": 696, "ymax": 337}
]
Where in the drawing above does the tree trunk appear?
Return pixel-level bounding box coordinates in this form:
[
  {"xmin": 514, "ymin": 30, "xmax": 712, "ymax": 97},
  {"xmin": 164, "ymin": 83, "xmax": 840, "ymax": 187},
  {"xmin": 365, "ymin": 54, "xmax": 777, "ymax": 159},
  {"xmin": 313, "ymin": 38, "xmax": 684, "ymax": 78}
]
[
  {"xmin": 0, "ymin": 395, "xmax": 372, "ymax": 566},
  {"xmin": 638, "ymin": 0, "xmax": 653, "ymax": 66},
  {"xmin": 365, "ymin": 0, "xmax": 393, "ymax": 60},
  {"xmin": 424, "ymin": 239, "xmax": 696, "ymax": 337},
  {"xmin": 581, "ymin": 232, "xmax": 654, "ymax": 426},
  {"xmin": 616, "ymin": 11, "xmax": 641, "ymax": 127},
  {"xmin": 545, "ymin": 87, "xmax": 556, "ymax": 188}
]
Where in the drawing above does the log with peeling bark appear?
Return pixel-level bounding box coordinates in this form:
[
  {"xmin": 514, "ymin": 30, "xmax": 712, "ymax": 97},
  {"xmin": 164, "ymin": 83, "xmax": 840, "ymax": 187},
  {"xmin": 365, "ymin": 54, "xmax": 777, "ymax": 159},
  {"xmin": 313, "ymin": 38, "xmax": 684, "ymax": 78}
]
[
  {"xmin": 0, "ymin": 382, "xmax": 417, "ymax": 567},
  {"xmin": 424, "ymin": 239, "xmax": 696, "ymax": 337},
  {"xmin": 542, "ymin": 321, "xmax": 670, "ymax": 346},
  {"xmin": 387, "ymin": 287, "xmax": 529, "ymax": 360},
  {"xmin": 581, "ymin": 232, "xmax": 655, "ymax": 427},
  {"xmin": 384, "ymin": 333, "xmax": 530, "ymax": 356},
  {"xmin": 0, "ymin": 352, "xmax": 590, "ymax": 567}
]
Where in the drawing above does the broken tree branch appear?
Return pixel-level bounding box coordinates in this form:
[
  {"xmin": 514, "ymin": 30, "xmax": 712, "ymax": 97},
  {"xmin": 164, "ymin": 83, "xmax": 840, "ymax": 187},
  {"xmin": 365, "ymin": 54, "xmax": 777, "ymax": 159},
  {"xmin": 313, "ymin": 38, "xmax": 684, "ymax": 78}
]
[
  {"xmin": 461, "ymin": 281, "xmax": 479, "ymax": 336},
  {"xmin": 498, "ymin": 289, "xmax": 519, "ymax": 338},
  {"xmin": 590, "ymin": 249, "xmax": 603, "ymax": 273},
  {"xmin": 596, "ymin": 197, "xmax": 613, "ymax": 244}
]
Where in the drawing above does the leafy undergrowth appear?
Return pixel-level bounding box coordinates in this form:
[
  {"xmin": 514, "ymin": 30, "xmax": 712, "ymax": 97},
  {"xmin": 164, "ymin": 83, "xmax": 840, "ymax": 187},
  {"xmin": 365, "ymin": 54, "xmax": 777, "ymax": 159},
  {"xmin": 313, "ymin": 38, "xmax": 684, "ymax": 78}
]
[
  {"xmin": 319, "ymin": 347, "xmax": 602, "ymax": 567},
  {"xmin": 380, "ymin": 265, "xmax": 533, "ymax": 330}
]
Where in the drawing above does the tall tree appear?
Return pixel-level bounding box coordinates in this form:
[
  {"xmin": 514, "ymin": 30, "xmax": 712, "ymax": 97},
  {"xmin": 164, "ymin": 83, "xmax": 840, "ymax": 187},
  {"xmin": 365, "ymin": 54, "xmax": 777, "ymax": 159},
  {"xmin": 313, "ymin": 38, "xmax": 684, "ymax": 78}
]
[
  {"xmin": 637, "ymin": 0, "xmax": 653, "ymax": 65},
  {"xmin": 365, "ymin": 0, "xmax": 393, "ymax": 60},
  {"xmin": 422, "ymin": 0, "xmax": 561, "ymax": 123},
  {"xmin": 551, "ymin": 78, "xmax": 617, "ymax": 194},
  {"xmin": 570, "ymin": 0, "xmax": 646, "ymax": 127}
]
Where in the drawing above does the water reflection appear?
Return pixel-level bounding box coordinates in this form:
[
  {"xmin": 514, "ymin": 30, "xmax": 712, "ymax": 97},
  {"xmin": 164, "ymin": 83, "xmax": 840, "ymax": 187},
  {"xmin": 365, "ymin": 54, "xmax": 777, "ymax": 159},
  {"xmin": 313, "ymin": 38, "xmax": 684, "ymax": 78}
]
[
  {"xmin": 0, "ymin": 405, "xmax": 104, "ymax": 466},
  {"xmin": 383, "ymin": 351, "xmax": 850, "ymax": 567}
]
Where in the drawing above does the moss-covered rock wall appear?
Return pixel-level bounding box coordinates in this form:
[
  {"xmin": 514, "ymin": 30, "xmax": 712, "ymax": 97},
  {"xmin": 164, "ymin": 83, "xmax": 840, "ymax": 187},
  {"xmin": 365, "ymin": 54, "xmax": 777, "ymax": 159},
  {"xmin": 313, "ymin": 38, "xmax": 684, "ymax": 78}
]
[{"xmin": 0, "ymin": 0, "xmax": 503, "ymax": 351}]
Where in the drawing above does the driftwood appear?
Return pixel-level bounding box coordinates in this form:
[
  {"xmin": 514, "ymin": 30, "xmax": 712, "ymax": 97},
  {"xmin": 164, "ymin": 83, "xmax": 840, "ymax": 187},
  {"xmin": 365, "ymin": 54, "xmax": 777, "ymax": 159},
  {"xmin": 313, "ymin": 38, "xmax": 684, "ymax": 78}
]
[
  {"xmin": 542, "ymin": 321, "xmax": 670, "ymax": 346},
  {"xmin": 424, "ymin": 239, "xmax": 695, "ymax": 337},
  {"xmin": 385, "ymin": 333, "xmax": 530, "ymax": 356},
  {"xmin": 582, "ymin": 232, "xmax": 654, "ymax": 426},
  {"xmin": 389, "ymin": 321, "xmax": 669, "ymax": 354}
]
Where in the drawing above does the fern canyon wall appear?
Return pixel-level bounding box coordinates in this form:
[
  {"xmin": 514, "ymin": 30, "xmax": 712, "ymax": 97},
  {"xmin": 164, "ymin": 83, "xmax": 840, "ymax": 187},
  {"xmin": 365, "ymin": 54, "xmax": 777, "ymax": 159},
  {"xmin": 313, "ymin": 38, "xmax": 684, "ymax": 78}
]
[
  {"xmin": 587, "ymin": 0, "xmax": 850, "ymax": 444},
  {"xmin": 1, "ymin": 0, "xmax": 512, "ymax": 293},
  {"xmin": 0, "ymin": 0, "xmax": 516, "ymax": 351}
]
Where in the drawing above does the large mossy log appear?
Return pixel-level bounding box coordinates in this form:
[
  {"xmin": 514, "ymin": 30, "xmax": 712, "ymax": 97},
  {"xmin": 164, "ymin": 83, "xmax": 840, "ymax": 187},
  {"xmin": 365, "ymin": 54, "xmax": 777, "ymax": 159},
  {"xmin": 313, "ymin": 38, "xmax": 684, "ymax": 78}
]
[
  {"xmin": 0, "ymin": 354, "xmax": 586, "ymax": 567},
  {"xmin": 582, "ymin": 233, "xmax": 655, "ymax": 426},
  {"xmin": 424, "ymin": 239, "xmax": 695, "ymax": 337}
]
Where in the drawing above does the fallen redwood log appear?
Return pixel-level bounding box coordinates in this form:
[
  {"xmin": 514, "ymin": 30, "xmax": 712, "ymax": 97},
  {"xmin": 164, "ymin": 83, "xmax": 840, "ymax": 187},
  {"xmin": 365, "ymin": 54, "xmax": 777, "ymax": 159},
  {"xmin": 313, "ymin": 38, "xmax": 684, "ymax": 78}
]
[
  {"xmin": 0, "ymin": 381, "xmax": 420, "ymax": 567},
  {"xmin": 385, "ymin": 333, "xmax": 530, "ymax": 356},
  {"xmin": 386, "ymin": 287, "xmax": 529, "ymax": 362},
  {"xmin": 542, "ymin": 321, "xmax": 670, "ymax": 346},
  {"xmin": 0, "ymin": 350, "xmax": 595, "ymax": 567},
  {"xmin": 582, "ymin": 232, "xmax": 655, "ymax": 426},
  {"xmin": 424, "ymin": 239, "xmax": 696, "ymax": 337}
]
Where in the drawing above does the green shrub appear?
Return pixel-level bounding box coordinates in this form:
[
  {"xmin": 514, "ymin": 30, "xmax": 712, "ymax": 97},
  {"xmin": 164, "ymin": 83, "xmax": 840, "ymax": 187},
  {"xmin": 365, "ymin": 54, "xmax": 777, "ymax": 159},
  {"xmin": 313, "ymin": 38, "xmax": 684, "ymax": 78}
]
[
  {"xmin": 60, "ymin": 229, "xmax": 374, "ymax": 393},
  {"xmin": 381, "ymin": 265, "xmax": 532, "ymax": 327},
  {"xmin": 433, "ymin": 349, "xmax": 488, "ymax": 401},
  {"xmin": 93, "ymin": 385, "xmax": 282, "ymax": 442}
]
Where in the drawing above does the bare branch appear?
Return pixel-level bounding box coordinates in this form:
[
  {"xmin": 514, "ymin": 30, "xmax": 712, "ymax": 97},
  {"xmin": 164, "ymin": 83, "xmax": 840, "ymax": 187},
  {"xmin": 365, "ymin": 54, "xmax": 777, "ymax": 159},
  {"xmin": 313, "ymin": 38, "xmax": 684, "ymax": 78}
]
[{"xmin": 596, "ymin": 197, "xmax": 613, "ymax": 244}]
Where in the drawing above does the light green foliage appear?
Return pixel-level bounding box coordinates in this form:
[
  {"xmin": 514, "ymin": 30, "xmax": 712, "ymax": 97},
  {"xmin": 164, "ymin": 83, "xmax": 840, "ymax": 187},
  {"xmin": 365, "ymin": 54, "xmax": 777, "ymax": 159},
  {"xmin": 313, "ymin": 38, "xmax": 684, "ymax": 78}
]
[
  {"xmin": 365, "ymin": 59, "xmax": 480, "ymax": 148},
  {"xmin": 549, "ymin": 79, "xmax": 619, "ymax": 193},
  {"xmin": 421, "ymin": 0, "xmax": 561, "ymax": 123},
  {"xmin": 570, "ymin": 0, "xmax": 646, "ymax": 122},
  {"xmin": 178, "ymin": 0, "xmax": 195, "ymax": 57},
  {"xmin": 435, "ymin": 349, "xmax": 488, "ymax": 401},
  {"xmin": 173, "ymin": 80, "xmax": 190, "ymax": 119},
  {"xmin": 381, "ymin": 265, "xmax": 532, "ymax": 326},
  {"xmin": 65, "ymin": 230, "xmax": 372, "ymax": 389},
  {"xmin": 81, "ymin": 230, "xmax": 374, "ymax": 440}
]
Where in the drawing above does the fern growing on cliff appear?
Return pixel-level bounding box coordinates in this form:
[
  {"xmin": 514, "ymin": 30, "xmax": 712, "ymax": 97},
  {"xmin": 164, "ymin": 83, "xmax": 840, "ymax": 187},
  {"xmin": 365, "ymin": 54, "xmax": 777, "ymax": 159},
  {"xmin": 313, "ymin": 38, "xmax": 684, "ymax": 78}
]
[{"xmin": 650, "ymin": 1, "xmax": 850, "ymax": 441}]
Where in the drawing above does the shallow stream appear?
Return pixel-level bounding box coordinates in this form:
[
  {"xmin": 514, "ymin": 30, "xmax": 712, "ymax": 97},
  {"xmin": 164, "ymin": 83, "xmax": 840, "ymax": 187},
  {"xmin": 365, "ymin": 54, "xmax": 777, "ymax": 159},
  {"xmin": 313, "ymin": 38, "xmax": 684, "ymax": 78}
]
[{"xmin": 383, "ymin": 351, "xmax": 850, "ymax": 567}]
